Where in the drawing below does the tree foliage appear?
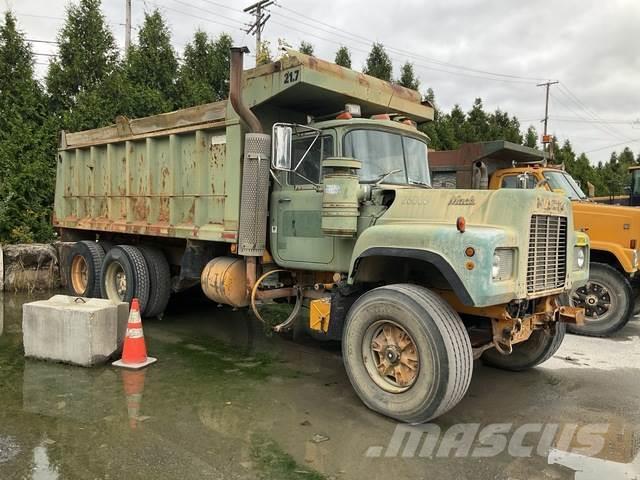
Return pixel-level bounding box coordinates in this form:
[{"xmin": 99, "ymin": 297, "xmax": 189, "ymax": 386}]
[
  {"xmin": 0, "ymin": 2, "xmax": 637, "ymax": 242},
  {"xmin": 45, "ymin": 0, "xmax": 117, "ymax": 113},
  {"xmin": 0, "ymin": 12, "xmax": 56, "ymax": 242},
  {"xmin": 363, "ymin": 42, "xmax": 392, "ymax": 81},
  {"xmin": 334, "ymin": 46, "xmax": 351, "ymax": 68},
  {"xmin": 398, "ymin": 61, "xmax": 419, "ymax": 90},
  {"xmin": 299, "ymin": 41, "xmax": 314, "ymax": 55},
  {"xmin": 176, "ymin": 31, "xmax": 232, "ymax": 108}
]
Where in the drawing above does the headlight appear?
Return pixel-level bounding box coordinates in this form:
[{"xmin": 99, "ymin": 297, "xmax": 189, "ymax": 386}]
[
  {"xmin": 574, "ymin": 247, "xmax": 586, "ymax": 270},
  {"xmin": 492, "ymin": 248, "xmax": 514, "ymax": 281},
  {"xmin": 633, "ymin": 250, "xmax": 639, "ymax": 268}
]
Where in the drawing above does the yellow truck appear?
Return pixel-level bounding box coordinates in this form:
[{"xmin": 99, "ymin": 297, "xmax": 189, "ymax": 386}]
[{"xmin": 431, "ymin": 141, "xmax": 638, "ymax": 337}]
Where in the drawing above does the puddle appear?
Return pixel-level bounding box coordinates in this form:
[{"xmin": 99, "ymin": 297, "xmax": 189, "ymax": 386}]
[{"xmin": 0, "ymin": 291, "xmax": 638, "ymax": 479}]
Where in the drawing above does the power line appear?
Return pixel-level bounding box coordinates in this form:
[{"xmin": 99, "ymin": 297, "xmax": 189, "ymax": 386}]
[
  {"xmin": 584, "ymin": 138, "xmax": 640, "ymax": 154},
  {"xmin": 549, "ymin": 116, "xmax": 639, "ymax": 126},
  {"xmin": 151, "ymin": 0, "xmax": 246, "ymax": 32},
  {"xmin": 26, "ymin": 38, "xmax": 59, "ymax": 45},
  {"xmin": 556, "ymin": 83, "xmax": 633, "ymax": 142},
  {"xmin": 273, "ymin": 3, "xmax": 551, "ymax": 83},
  {"xmin": 267, "ymin": 17, "xmax": 537, "ymax": 85},
  {"xmin": 16, "ymin": 12, "xmax": 64, "ymax": 21}
]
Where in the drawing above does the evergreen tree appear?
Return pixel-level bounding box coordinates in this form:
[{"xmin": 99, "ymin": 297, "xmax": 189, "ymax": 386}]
[
  {"xmin": 398, "ymin": 61, "xmax": 419, "ymax": 90},
  {"xmin": 299, "ymin": 41, "xmax": 314, "ymax": 55},
  {"xmin": 363, "ymin": 42, "xmax": 392, "ymax": 81},
  {"xmin": 45, "ymin": 0, "xmax": 118, "ymax": 113},
  {"xmin": 334, "ymin": 46, "xmax": 351, "ymax": 68},
  {"xmin": 0, "ymin": 12, "xmax": 56, "ymax": 242},
  {"xmin": 176, "ymin": 31, "xmax": 232, "ymax": 107},
  {"xmin": 126, "ymin": 9, "xmax": 178, "ymax": 102},
  {"xmin": 524, "ymin": 125, "xmax": 538, "ymax": 148}
]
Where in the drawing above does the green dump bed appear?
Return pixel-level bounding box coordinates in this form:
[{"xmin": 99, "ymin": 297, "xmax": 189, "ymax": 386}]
[{"xmin": 54, "ymin": 50, "xmax": 434, "ymax": 243}]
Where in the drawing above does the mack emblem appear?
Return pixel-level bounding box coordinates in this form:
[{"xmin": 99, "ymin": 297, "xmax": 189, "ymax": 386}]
[
  {"xmin": 448, "ymin": 195, "xmax": 476, "ymax": 206},
  {"xmin": 536, "ymin": 197, "xmax": 566, "ymax": 214}
]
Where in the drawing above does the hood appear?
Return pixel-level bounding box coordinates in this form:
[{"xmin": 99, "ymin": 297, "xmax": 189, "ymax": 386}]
[
  {"xmin": 571, "ymin": 200, "xmax": 639, "ymax": 248},
  {"xmin": 377, "ymin": 186, "xmax": 572, "ymax": 233}
]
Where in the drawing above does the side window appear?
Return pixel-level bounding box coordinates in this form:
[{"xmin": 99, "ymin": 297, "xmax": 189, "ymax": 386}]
[
  {"xmin": 501, "ymin": 174, "xmax": 537, "ymax": 189},
  {"xmin": 290, "ymin": 135, "xmax": 333, "ymax": 185}
]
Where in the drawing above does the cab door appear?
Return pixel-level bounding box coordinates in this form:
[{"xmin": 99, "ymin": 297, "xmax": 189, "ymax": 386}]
[{"xmin": 270, "ymin": 134, "xmax": 335, "ymax": 266}]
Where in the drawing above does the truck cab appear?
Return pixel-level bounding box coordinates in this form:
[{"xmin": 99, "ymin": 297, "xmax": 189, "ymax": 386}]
[{"xmin": 431, "ymin": 141, "xmax": 638, "ymax": 336}]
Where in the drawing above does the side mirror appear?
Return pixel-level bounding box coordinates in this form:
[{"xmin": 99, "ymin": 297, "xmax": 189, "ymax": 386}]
[{"xmin": 272, "ymin": 124, "xmax": 292, "ymax": 170}]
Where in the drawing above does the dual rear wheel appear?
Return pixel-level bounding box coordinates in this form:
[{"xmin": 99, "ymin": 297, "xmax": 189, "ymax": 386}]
[{"xmin": 66, "ymin": 241, "xmax": 170, "ymax": 317}]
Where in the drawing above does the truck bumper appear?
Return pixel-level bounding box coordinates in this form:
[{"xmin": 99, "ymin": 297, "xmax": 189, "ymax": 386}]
[{"xmin": 438, "ymin": 291, "xmax": 585, "ymax": 355}]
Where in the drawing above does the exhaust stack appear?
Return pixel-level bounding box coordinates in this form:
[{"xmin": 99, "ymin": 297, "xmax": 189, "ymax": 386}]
[{"xmin": 230, "ymin": 47, "xmax": 271, "ymax": 258}]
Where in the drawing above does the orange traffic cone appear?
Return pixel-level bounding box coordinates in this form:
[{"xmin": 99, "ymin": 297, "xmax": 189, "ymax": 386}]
[
  {"xmin": 113, "ymin": 298, "xmax": 157, "ymax": 369},
  {"xmin": 121, "ymin": 368, "xmax": 147, "ymax": 430}
]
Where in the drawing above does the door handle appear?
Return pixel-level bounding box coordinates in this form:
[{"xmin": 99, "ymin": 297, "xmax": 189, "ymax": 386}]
[{"xmin": 279, "ymin": 197, "xmax": 291, "ymax": 203}]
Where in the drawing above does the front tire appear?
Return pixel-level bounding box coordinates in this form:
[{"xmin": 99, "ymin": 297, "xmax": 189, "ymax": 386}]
[
  {"xmin": 567, "ymin": 262, "xmax": 633, "ymax": 337},
  {"xmin": 482, "ymin": 322, "xmax": 565, "ymax": 371},
  {"xmin": 342, "ymin": 284, "xmax": 473, "ymax": 423}
]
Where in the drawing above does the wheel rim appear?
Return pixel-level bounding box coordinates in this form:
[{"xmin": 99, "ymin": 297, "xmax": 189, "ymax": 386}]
[
  {"xmin": 362, "ymin": 320, "xmax": 420, "ymax": 393},
  {"xmin": 571, "ymin": 280, "xmax": 615, "ymax": 323},
  {"xmin": 104, "ymin": 261, "xmax": 128, "ymax": 301},
  {"xmin": 70, "ymin": 255, "xmax": 89, "ymax": 294}
]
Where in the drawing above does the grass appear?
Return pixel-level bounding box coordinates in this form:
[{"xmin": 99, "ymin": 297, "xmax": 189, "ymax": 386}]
[{"xmin": 251, "ymin": 434, "xmax": 326, "ymax": 480}]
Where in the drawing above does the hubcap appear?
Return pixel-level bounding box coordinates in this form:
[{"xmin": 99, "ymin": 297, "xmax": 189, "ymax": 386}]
[
  {"xmin": 571, "ymin": 281, "xmax": 613, "ymax": 321},
  {"xmin": 105, "ymin": 262, "xmax": 127, "ymax": 301},
  {"xmin": 70, "ymin": 255, "xmax": 89, "ymax": 294},
  {"xmin": 362, "ymin": 320, "xmax": 419, "ymax": 393}
]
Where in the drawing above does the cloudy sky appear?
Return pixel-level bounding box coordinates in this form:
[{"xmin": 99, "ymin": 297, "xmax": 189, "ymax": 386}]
[{"xmin": 7, "ymin": 0, "xmax": 640, "ymax": 164}]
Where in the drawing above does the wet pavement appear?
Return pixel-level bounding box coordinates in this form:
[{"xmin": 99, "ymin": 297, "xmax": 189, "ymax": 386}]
[{"xmin": 0, "ymin": 290, "xmax": 639, "ymax": 480}]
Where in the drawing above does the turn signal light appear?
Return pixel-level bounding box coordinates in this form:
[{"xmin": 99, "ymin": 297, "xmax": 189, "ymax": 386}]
[
  {"xmin": 631, "ymin": 239, "xmax": 637, "ymax": 249},
  {"xmin": 456, "ymin": 217, "xmax": 466, "ymax": 233}
]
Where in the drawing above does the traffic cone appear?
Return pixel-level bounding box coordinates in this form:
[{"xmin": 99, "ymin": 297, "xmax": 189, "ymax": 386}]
[
  {"xmin": 121, "ymin": 368, "xmax": 147, "ymax": 430},
  {"xmin": 112, "ymin": 298, "xmax": 157, "ymax": 369}
]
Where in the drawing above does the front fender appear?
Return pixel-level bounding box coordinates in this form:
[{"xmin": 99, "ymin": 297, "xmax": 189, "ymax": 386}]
[
  {"xmin": 589, "ymin": 240, "xmax": 637, "ymax": 274},
  {"xmin": 348, "ymin": 224, "xmax": 519, "ymax": 306}
]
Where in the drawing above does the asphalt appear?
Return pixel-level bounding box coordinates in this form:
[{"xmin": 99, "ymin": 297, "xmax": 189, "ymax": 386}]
[{"xmin": 0, "ymin": 290, "xmax": 638, "ymax": 480}]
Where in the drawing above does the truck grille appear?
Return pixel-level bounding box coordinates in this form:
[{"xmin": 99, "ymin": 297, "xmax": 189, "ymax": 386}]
[{"xmin": 526, "ymin": 215, "xmax": 567, "ymax": 294}]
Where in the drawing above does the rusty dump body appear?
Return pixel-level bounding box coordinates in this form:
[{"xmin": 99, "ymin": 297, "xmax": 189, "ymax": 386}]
[{"xmin": 53, "ymin": 50, "xmax": 432, "ymax": 242}]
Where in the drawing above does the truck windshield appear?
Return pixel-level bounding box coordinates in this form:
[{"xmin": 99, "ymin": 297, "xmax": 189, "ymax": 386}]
[
  {"xmin": 631, "ymin": 169, "xmax": 640, "ymax": 195},
  {"xmin": 343, "ymin": 129, "xmax": 431, "ymax": 186},
  {"xmin": 543, "ymin": 171, "xmax": 587, "ymax": 200}
]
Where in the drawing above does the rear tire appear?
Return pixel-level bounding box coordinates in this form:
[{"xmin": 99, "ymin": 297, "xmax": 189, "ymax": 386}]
[
  {"xmin": 66, "ymin": 241, "xmax": 105, "ymax": 298},
  {"xmin": 138, "ymin": 246, "xmax": 171, "ymax": 318},
  {"xmin": 100, "ymin": 245, "xmax": 150, "ymax": 315},
  {"xmin": 482, "ymin": 322, "xmax": 565, "ymax": 371},
  {"xmin": 342, "ymin": 284, "xmax": 473, "ymax": 423},
  {"xmin": 566, "ymin": 262, "xmax": 633, "ymax": 337}
]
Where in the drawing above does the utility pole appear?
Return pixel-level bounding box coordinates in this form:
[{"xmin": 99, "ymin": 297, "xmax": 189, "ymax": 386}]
[
  {"xmin": 125, "ymin": 0, "xmax": 132, "ymax": 55},
  {"xmin": 244, "ymin": 0, "xmax": 273, "ymax": 65},
  {"xmin": 537, "ymin": 80, "xmax": 559, "ymax": 159}
]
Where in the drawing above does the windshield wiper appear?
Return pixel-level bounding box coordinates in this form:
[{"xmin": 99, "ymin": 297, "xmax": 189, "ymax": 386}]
[
  {"xmin": 408, "ymin": 178, "xmax": 431, "ymax": 188},
  {"xmin": 366, "ymin": 169, "xmax": 402, "ymax": 185}
]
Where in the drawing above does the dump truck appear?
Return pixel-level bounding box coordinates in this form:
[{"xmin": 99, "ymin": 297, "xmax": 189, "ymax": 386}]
[
  {"xmin": 54, "ymin": 49, "xmax": 588, "ymax": 423},
  {"xmin": 431, "ymin": 140, "xmax": 637, "ymax": 337}
]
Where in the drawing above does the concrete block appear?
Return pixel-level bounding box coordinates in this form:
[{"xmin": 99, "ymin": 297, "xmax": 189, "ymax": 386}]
[{"xmin": 23, "ymin": 295, "xmax": 129, "ymax": 367}]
